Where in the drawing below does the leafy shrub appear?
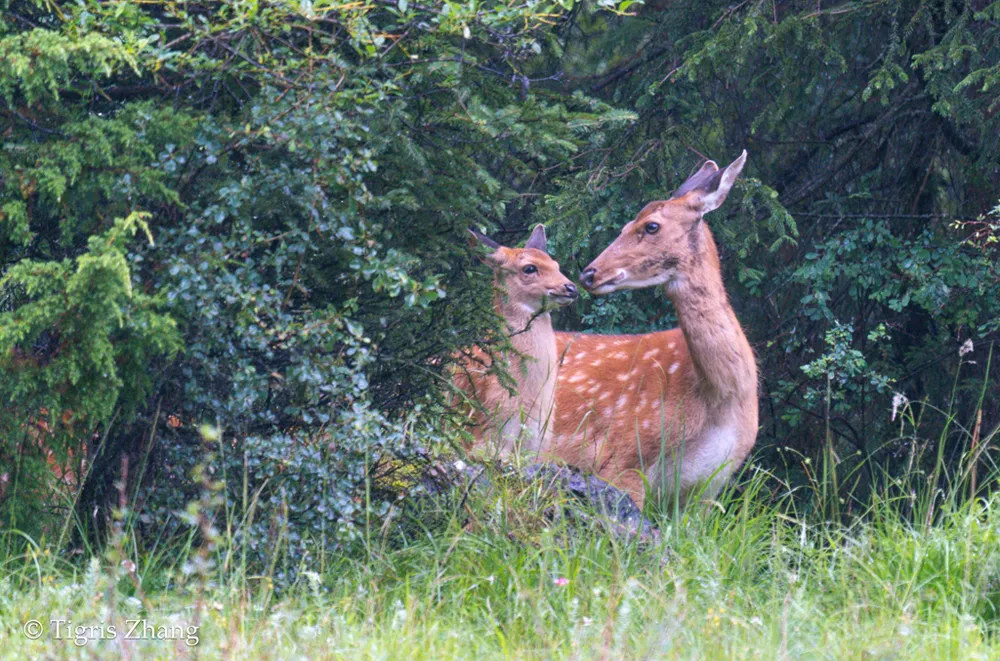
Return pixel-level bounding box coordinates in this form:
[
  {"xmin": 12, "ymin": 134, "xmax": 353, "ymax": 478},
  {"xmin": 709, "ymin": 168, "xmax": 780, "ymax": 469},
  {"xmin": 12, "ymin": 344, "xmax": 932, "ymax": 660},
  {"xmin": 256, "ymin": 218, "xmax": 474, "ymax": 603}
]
[
  {"xmin": 2, "ymin": 0, "xmax": 999, "ymax": 551},
  {"xmin": 0, "ymin": 0, "xmax": 626, "ymax": 545}
]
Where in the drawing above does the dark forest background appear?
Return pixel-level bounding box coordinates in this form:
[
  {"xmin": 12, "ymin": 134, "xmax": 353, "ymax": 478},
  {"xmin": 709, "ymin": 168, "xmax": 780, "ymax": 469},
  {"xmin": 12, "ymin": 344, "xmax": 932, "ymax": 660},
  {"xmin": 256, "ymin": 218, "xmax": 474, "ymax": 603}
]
[{"xmin": 2, "ymin": 0, "xmax": 998, "ymax": 556}]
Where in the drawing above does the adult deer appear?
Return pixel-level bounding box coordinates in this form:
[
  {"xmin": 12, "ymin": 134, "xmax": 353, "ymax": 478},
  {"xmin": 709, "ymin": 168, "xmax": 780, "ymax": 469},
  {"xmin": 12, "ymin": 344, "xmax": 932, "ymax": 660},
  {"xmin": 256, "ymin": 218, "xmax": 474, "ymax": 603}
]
[
  {"xmin": 455, "ymin": 225, "xmax": 579, "ymax": 456},
  {"xmin": 550, "ymin": 151, "xmax": 757, "ymax": 508}
]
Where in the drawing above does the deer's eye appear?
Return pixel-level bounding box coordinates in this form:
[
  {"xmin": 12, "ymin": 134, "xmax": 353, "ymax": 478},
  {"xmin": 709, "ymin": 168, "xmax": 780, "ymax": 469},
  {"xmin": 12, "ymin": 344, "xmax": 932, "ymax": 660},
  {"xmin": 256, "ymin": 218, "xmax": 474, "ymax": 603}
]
[
  {"xmin": 522, "ymin": 265, "xmax": 538, "ymax": 274},
  {"xmin": 645, "ymin": 222, "xmax": 660, "ymax": 235}
]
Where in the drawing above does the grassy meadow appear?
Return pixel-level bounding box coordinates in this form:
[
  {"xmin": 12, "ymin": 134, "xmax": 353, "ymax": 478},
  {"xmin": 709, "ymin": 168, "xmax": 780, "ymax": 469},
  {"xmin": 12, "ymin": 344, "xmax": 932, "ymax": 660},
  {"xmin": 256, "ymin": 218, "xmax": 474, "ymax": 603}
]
[{"xmin": 4, "ymin": 418, "xmax": 1000, "ymax": 660}]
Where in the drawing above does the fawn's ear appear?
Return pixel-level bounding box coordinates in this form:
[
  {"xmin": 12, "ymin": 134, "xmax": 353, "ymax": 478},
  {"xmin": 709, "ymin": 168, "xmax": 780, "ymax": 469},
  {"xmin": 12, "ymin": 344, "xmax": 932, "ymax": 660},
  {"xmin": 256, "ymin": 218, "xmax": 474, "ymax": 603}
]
[
  {"xmin": 523, "ymin": 224, "xmax": 547, "ymax": 252},
  {"xmin": 671, "ymin": 159, "xmax": 719, "ymax": 200},
  {"xmin": 468, "ymin": 227, "xmax": 502, "ymax": 250},
  {"xmin": 686, "ymin": 150, "xmax": 747, "ymax": 214},
  {"xmin": 467, "ymin": 227, "xmax": 504, "ymax": 266}
]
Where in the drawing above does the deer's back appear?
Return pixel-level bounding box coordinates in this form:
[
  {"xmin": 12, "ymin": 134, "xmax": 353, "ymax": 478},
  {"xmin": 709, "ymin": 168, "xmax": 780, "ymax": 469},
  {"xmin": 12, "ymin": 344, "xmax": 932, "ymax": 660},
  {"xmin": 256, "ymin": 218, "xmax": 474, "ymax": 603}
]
[{"xmin": 550, "ymin": 329, "xmax": 708, "ymax": 487}]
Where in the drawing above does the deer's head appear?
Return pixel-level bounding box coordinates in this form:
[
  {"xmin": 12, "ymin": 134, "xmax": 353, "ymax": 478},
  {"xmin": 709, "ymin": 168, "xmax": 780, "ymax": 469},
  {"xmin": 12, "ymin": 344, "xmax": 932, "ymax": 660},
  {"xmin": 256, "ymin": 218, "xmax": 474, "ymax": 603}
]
[
  {"xmin": 469, "ymin": 224, "xmax": 578, "ymax": 313},
  {"xmin": 580, "ymin": 150, "xmax": 747, "ymax": 295}
]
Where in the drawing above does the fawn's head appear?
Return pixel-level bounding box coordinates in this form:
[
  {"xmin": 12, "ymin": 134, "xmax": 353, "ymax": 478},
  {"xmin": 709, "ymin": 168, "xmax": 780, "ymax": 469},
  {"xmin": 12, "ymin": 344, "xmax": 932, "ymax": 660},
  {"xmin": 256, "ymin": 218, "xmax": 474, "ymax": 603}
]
[
  {"xmin": 580, "ymin": 150, "xmax": 747, "ymax": 295},
  {"xmin": 469, "ymin": 224, "xmax": 578, "ymax": 313}
]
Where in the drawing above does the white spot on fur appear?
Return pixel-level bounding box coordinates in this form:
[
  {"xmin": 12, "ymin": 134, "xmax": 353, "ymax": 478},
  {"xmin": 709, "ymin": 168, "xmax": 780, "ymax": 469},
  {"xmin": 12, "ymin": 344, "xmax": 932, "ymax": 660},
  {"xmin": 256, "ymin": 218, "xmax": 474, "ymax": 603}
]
[
  {"xmin": 596, "ymin": 343, "xmax": 607, "ymax": 351},
  {"xmin": 610, "ymin": 351, "xmax": 628, "ymax": 360},
  {"xmin": 668, "ymin": 342, "xmax": 676, "ymax": 350},
  {"xmin": 668, "ymin": 362, "xmax": 680, "ymax": 374},
  {"xmin": 616, "ymin": 372, "xmax": 630, "ymax": 382},
  {"xmin": 574, "ymin": 353, "xmax": 587, "ymax": 361},
  {"xmin": 591, "ymin": 360, "xmax": 602, "ymax": 368},
  {"xmin": 615, "ymin": 395, "xmax": 629, "ymax": 409},
  {"xmin": 568, "ymin": 373, "xmax": 587, "ymax": 384},
  {"xmin": 642, "ymin": 348, "xmax": 660, "ymax": 360},
  {"xmin": 642, "ymin": 419, "xmax": 652, "ymax": 431}
]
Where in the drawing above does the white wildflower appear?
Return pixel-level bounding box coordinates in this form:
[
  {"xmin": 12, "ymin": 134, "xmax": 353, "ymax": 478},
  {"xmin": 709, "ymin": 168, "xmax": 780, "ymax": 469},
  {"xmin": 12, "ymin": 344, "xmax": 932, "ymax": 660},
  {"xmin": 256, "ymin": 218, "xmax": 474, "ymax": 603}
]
[
  {"xmin": 891, "ymin": 392, "xmax": 909, "ymax": 421},
  {"xmin": 302, "ymin": 570, "xmax": 322, "ymax": 594},
  {"xmin": 959, "ymin": 338, "xmax": 974, "ymax": 357}
]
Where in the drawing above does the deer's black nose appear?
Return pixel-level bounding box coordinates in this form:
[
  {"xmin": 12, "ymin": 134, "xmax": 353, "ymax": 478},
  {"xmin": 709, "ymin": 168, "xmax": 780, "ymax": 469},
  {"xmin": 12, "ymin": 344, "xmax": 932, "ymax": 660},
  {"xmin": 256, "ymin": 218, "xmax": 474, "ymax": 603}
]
[
  {"xmin": 580, "ymin": 268, "xmax": 596, "ymax": 289},
  {"xmin": 564, "ymin": 283, "xmax": 578, "ymax": 298}
]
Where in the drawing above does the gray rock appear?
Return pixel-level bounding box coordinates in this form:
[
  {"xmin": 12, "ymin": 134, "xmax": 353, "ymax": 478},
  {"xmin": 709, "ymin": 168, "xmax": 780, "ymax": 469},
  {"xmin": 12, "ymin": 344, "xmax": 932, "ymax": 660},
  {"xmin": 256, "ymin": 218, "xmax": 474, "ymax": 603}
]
[
  {"xmin": 520, "ymin": 463, "xmax": 660, "ymax": 543},
  {"xmin": 417, "ymin": 459, "xmax": 660, "ymax": 544}
]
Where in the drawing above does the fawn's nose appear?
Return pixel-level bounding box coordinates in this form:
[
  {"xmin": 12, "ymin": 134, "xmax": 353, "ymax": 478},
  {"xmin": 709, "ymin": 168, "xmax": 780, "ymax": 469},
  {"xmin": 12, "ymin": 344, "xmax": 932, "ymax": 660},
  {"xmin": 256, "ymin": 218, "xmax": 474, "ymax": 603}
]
[
  {"xmin": 564, "ymin": 283, "xmax": 578, "ymax": 298},
  {"xmin": 580, "ymin": 268, "xmax": 596, "ymax": 289}
]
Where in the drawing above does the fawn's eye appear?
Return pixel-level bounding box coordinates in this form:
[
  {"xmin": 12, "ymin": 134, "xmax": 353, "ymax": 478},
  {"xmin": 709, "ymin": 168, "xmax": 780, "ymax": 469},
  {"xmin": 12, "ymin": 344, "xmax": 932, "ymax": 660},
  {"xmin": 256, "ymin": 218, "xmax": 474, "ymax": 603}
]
[
  {"xmin": 645, "ymin": 222, "xmax": 660, "ymax": 235},
  {"xmin": 522, "ymin": 265, "xmax": 538, "ymax": 274}
]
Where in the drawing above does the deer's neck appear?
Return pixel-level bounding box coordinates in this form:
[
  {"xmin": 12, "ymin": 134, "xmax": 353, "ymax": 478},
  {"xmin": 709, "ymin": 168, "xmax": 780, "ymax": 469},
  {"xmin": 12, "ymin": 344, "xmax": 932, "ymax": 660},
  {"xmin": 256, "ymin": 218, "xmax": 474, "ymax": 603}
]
[
  {"xmin": 495, "ymin": 299, "xmax": 559, "ymax": 448},
  {"xmin": 498, "ymin": 302, "xmax": 558, "ymax": 388},
  {"xmin": 666, "ymin": 228, "xmax": 756, "ymax": 406}
]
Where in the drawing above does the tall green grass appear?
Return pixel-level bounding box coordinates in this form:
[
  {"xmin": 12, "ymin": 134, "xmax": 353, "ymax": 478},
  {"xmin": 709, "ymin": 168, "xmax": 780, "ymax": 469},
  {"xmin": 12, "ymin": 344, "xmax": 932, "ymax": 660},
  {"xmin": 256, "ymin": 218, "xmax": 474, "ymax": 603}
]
[
  {"xmin": 1, "ymin": 353, "xmax": 998, "ymax": 660},
  {"xmin": 4, "ymin": 465, "xmax": 1000, "ymax": 659}
]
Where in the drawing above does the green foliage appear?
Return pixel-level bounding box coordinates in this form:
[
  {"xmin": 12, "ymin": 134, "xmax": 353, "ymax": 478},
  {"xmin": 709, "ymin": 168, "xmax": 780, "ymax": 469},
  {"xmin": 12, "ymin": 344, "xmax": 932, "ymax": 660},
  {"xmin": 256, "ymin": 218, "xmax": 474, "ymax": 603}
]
[
  {"xmin": 0, "ymin": 27, "xmax": 141, "ymax": 105},
  {"xmin": 0, "ymin": 0, "xmax": 629, "ymax": 541},
  {"xmin": 1, "ymin": 0, "xmax": 998, "ymax": 548},
  {"xmin": 1, "ymin": 213, "xmax": 176, "ymax": 418},
  {"xmin": 1, "ymin": 212, "xmax": 179, "ymax": 529},
  {"xmin": 799, "ymin": 321, "xmax": 893, "ymax": 414}
]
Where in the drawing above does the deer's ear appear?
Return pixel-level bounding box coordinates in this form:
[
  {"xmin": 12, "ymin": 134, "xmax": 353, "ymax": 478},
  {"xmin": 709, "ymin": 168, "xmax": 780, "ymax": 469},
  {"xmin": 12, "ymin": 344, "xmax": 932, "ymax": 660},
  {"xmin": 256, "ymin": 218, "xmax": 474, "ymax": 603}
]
[
  {"xmin": 671, "ymin": 160, "xmax": 719, "ymax": 199},
  {"xmin": 523, "ymin": 224, "xmax": 547, "ymax": 252},
  {"xmin": 689, "ymin": 150, "xmax": 747, "ymax": 214},
  {"xmin": 468, "ymin": 227, "xmax": 502, "ymax": 250},
  {"xmin": 467, "ymin": 227, "xmax": 504, "ymax": 266}
]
